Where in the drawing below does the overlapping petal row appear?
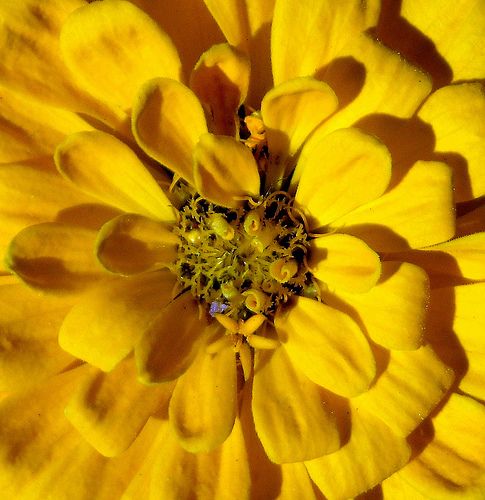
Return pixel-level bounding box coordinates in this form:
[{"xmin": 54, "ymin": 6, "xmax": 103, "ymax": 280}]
[{"xmin": 0, "ymin": 0, "xmax": 484, "ymax": 499}]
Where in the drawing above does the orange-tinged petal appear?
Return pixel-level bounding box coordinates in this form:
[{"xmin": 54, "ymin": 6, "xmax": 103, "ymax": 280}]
[
  {"xmin": 385, "ymin": 393, "xmax": 485, "ymax": 498},
  {"xmin": 271, "ymin": 0, "xmax": 381, "ymax": 84},
  {"xmin": 309, "ymin": 233, "xmax": 381, "ymax": 293},
  {"xmin": 0, "ymin": 279, "xmax": 75, "ymax": 391},
  {"xmin": 294, "ymin": 128, "xmax": 391, "ymax": 225},
  {"xmin": 331, "ymin": 160, "xmax": 455, "ymax": 252},
  {"xmin": 65, "ymin": 358, "xmax": 173, "ymax": 457},
  {"xmin": 6, "ymin": 222, "xmax": 103, "ymax": 293},
  {"xmin": 323, "ymin": 261, "xmax": 429, "ymax": 350},
  {"xmin": 402, "ymin": 0, "xmax": 485, "ymax": 81},
  {"xmin": 305, "ymin": 406, "xmax": 411, "ymax": 499},
  {"xmin": 60, "ymin": 0, "xmax": 181, "ymax": 113},
  {"xmin": 261, "ymin": 77, "xmax": 338, "ymax": 167},
  {"xmin": 55, "ymin": 130, "xmax": 175, "ymax": 222},
  {"xmin": 59, "ymin": 270, "xmax": 175, "ymax": 372},
  {"xmin": 141, "ymin": 417, "xmax": 250, "ymax": 500},
  {"xmin": 392, "ymin": 233, "xmax": 485, "ymax": 287},
  {"xmin": 169, "ymin": 342, "xmax": 237, "ymax": 453},
  {"xmin": 354, "ymin": 345, "xmax": 454, "ymax": 436},
  {"xmin": 96, "ymin": 213, "xmax": 178, "ymax": 275},
  {"xmin": 190, "ymin": 43, "xmax": 250, "ymax": 136},
  {"xmin": 0, "ymin": 0, "xmax": 122, "ymax": 126},
  {"xmin": 135, "ymin": 293, "xmax": 205, "ymax": 384},
  {"xmin": 0, "ymin": 86, "xmax": 92, "ymax": 163},
  {"xmin": 252, "ymin": 347, "xmax": 340, "ymax": 464},
  {"xmin": 419, "ymin": 83, "xmax": 485, "ymax": 201},
  {"xmin": 275, "ymin": 297, "xmax": 376, "ymax": 398},
  {"xmin": 193, "ymin": 133, "xmax": 260, "ymax": 208},
  {"xmin": 132, "ymin": 78, "xmax": 208, "ymax": 185}
]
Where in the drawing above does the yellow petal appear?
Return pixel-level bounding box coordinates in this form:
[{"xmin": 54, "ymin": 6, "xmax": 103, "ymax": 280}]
[
  {"xmin": 0, "ymin": 0, "xmax": 122, "ymax": 126},
  {"xmin": 331, "ymin": 160, "xmax": 455, "ymax": 252},
  {"xmin": 132, "ymin": 78, "xmax": 208, "ymax": 185},
  {"xmin": 456, "ymin": 205, "xmax": 485, "ymax": 237},
  {"xmin": 0, "ymin": 86, "xmax": 92, "ymax": 163},
  {"xmin": 55, "ymin": 130, "xmax": 175, "ymax": 222},
  {"xmin": 60, "ymin": 0, "xmax": 181, "ymax": 113},
  {"xmin": 305, "ymin": 406, "xmax": 411, "ymax": 499},
  {"xmin": 0, "ymin": 280, "xmax": 75, "ymax": 391},
  {"xmin": 252, "ymin": 347, "xmax": 339, "ymax": 463},
  {"xmin": 190, "ymin": 43, "xmax": 250, "ymax": 136},
  {"xmin": 280, "ymin": 463, "xmax": 320, "ymax": 500},
  {"xmin": 96, "ymin": 213, "xmax": 178, "ymax": 275},
  {"xmin": 402, "ymin": 0, "xmax": 485, "ymax": 81},
  {"xmin": 261, "ymin": 77, "xmax": 338, "ymax": 169},
  {"xmin": 130, "ymin": 0, "xmax": 224, "ymax": 80},
  {"xmin": 316, "ymin": 34, "xmax": 432, "ymax": 135},
  {"xmin": 169, "ymin": 342, "xmax": 237, "ymax": 453},
  {"xmin": 309, "ymin": 233, "xmax": 381, "ymax": 293},
  {"xmin": 275, "ymin": 297, "xmax": 376, "ymax": 398},
  {"xmin": 141, "ymin": 417, "xmax": 250, "ymax": 499},
  {"xmin": 392, "ymin": 233, "xmax": 485, "ymax": 287},
  {"xmin": 271, "ymin": 0, "xmax": 381, "ymax": 84},
  {"xmin": 59, "ymin": 270, "xmax": 175, "ymax": 372},
  {"xmin": 419, "ymin": 83, "xmax": 485, "ymax": 201},
  {"xmin": 460, "ymin": 351, "xmax": 485, "ymax": 402},
  {"xmin": 294, "ymin": 128, "xmax": 391, "ymax": 226},
  {"xmin": 193, "ymin": 133, "xmax": 260, "ymax": 208},
  {"xmin": 6, "ymin": 222, "xmax": 103, "ymax": 293},
  {"xmin": 386, "ymin": 393, "xmax": 485, "ymax": 498},
  {"xmin": 0, "ymin": 158, "xmax": 99, "ymax": 270},
  {"xmin": 135, "ymin": 293, "xmax": 205, "ymax": 384},
  {"xmin": 65, "ymin": 358, "xmax": 173, "ymax": 457},
  {"xmin": 203, "ymin": 0, "xmax": 250, "ymax": 49},
  {"xmin": 323, "ymin": 261, "xmax": 430, "ymax": 350},
  {"xmin": 354, "ymin": 345, "xmax": 454, "ymax": 436}
]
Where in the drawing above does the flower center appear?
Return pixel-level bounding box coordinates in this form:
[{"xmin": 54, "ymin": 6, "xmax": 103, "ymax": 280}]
[{"xmin": 173, "ymin": 192, "xmax": 317, "ymax": 320}]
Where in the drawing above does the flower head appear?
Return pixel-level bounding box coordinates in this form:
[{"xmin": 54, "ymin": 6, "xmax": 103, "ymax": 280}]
[{"xmin": 0, "ymin": 0, "xmax": 484, "ymax": 498}]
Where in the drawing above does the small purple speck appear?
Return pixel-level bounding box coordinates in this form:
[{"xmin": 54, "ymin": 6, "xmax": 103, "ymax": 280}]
[{"xmin": 209, "ymin": 301, "xmax": 228, "ymax": 316}]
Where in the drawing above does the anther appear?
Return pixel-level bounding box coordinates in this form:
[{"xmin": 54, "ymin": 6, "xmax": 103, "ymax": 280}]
[
  {"xmin": 209, "ymin": 214, "xmax": 235, "ymax": 240},
  {"xmin": 269, "ymin": 259, "xmax": 298, "ymax": 283}
]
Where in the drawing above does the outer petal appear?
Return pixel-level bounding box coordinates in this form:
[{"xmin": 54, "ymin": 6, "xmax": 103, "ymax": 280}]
[
  {"xmin": 418, "ymin": 83, "xmax": 485, "ymax": 201},
  {"xmin": 96, "ymin": 214, "xmax": 178, "ymax": 275},
  {"xmin": 305, "ymin": 406, "xmax": 411, "ymax": 499},
  {"xmin": 456, "ymin": 205, "xmax": 485, "ymax": 237},
  {"xmin": 169, "ymin": 342, "xmax": 237, "ymax": 453},
  {"xmin": 132, "ymin": 78, "xmax": 208, "ymax": 185},
  {"xmin": 59, "ymin": 270, "xmax": 176, "ymax": 372},
  {"xmin": 294, "ymin": 128, "xmax": 391, "ymax": 225},
  {"xmin": 402, "ymin": 0, "xmax": 485, "ymax": 81},
  {"xmin": 0, "ymin": 86, "xmax": 92, "ymax": 163},
  {"xmin": 0, "ymin": 0, "xmax": 121, "ymax": 126},
  {"xmin": 190, "ymin": 43, "xmax": 250, "ymax": 136},
  {"xmin": 331, "ymin": 161, "xmax": 455, "ymax": 252},
  {"xmin": 0, "ymin": 158, "xmax": 101, "ymax": 269},
  {"xmin": 354, "ymin": 345, "xmax": 454, "ymax": 436},
  {"xmin": 252, "ymin": 347, "xmax": 340, "ymax": 464},
  {"xmin": 392, "ymin": 233, "xmax": 485, "ymax": 287},
  {"xmin": 384, "ymin": 394, "xmax": 485, "ymax": 498},
  {"xmin": 6, "ymin": 222, "xmax": 103, "ymax": 293},
  {"xmin": 261, "ymin": 77, "xmax": 338, "ymax": 164},
  {"xmin": 55, "ymin": 131, "xmax": 175, "ymax": 222},
  {"xmin": 193, "ymin": 133, "xmax": 260, "ymax": 207},
  {"xmin": 323, "ymin": 261, "xmax": 430, "ymax": 350},
  {"xmin": 135, "ymin": 293, "xmax": 205, "ymax": 384},
  {"xmin": 134, "ymin": 417, "xmax": 250, "ymax": 500},
  {"xmin": 275, "ymin": 297, "xmax": 376, "ymax": 397},
  {"xmin": 271, "ymin": 0, "xmax": 381, "ymax": 84},
  {"xmin": 65, "ymin": 358, "xmax": 173, "ymax": 457},
  {"xmin": 0, "ymin": 278, "xmax": 75, "ymax": 391},
  {"xmin": 60, "ymin": 0, "xmax": 181, "ymax": 113},
  {"xmin": 309, "ymin": 234, "xmax": 381, "ymax": 293}
]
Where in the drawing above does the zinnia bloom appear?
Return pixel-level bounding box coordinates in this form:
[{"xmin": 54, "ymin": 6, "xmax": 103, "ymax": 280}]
[{"xmin": 0, "ymin": 0, "xmax": 484, "ymax": 498}]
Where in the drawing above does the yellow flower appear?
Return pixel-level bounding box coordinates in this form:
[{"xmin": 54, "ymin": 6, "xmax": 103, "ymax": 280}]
[{"xmin": 0, "ymin": 1, "xmax": 484, "ymax": 499}]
